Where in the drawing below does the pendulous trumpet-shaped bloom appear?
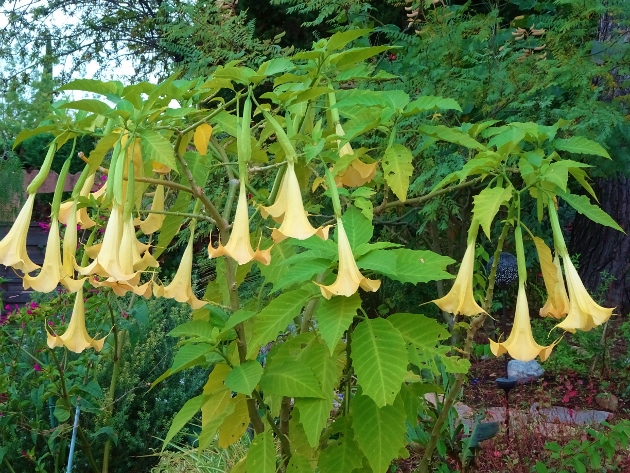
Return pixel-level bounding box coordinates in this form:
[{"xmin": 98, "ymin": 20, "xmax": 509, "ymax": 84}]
[
  {"xmin": 490, "ymin": 283, "xmax": 556, "ymax": 362},
  {"xmin": 316, "ymin": 219, "xmax": 380, "ymax": 299},
  {"xmin": 59, "ymin": 201, "xmax": 86, "ymax": 293},
  {"xmin": 260, "ymin": 161, "xmax": 330, "ymax": 242},
  {"xmin": 0, "ymin": 193, "xmax": 40, "ymax": 273},
  {"xmin": 47, "ymin": 287, "xmax": 106, "ymax": 353},
  {"xmin": 433, "ymin": 225, "xmax": 485, "ymax": 316},
  {"xmin": 208, "ymin": 183, "xmax": 271, "ymax": 265},
  {"xmin": 154, "ymin": 229, "xmax": 206, "ymax": 309},
  {"xmin": 138, "ymin": 184, "xmax": 165, "ymax": 235},
  {"xmin": 539, "ymin": 254, "xmax": 569, "ymax": 319},
  {"xmin": 23, "ymin": 216, "xmax": 65, "ymax": 293},
  {"xmin": 555, "ymin": 254, "xmax": 614, "ymax": 332},
  {"xmin": 334, "ymin": 123, "xmax": 377, "ymax": 188},
  {"xmin": 59, "ymin": 174, "xmax": 97, "ymax": 229}
]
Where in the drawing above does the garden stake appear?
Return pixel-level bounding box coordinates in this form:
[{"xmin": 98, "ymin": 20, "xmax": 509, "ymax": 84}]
[
  {"xmin": 495, "ymin": 378, "xmax": 517, "ymax": 441},
  {"xmin": 66, "ymin": 397, "xmax": 81, "ymax": 473}
]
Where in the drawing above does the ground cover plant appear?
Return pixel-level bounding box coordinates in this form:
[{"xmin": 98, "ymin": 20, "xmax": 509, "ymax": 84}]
[{"xmin": 0, "ymin": 14, "xmax": 629, "ymax": 473}]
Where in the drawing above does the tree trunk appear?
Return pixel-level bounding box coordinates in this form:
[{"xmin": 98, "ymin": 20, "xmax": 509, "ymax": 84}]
[{"xmin": 569, "ymin": 177, "xmax": 630, "ymax": 314}]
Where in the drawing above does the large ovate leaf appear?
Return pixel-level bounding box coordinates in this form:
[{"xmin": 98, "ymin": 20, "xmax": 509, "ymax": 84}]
[
  {"xmin": 140, "ymin": 129, "xmax": 177, "ymax": 170},
  {"xmin": 170, "ymin": 343, "xmax": 214, "ymax": 373},
  {"xmin": 199, "ymin": 389, "xmax": 233, "ymax": 450},
  {"xmin": 162, "ymin": 395, "xmax": 204, "ymax": 449},
  {"xmin": 58, "ymin": 99, "xmax": 112, "ymax": 115},
  {"xmin": 352, "ymin": 318, "xmax": 407, "ymax": 407},
  {"xmin": 315, "ymin": 292, "xmax": 361, "ymax": 354},
  {"xmin": 271, "ymin": 258, "xmax": 330, "ymax": 293},
  {"xmin": 318, "ymin": 437, "xmax": 365, "ymax": 473},
  {"xmin": 248, "ymin": 287, "xmax": 313, "ymax": 358},
  {"xmin": 341, "ymin": 205, "xmax": 373, "ymax": 250},
  {"xmin": 295, "ymin": 398, "xmax": 333, "ymax": 448},
  {"xmin": 217, "ymin": 394, "xmax": 250, "ymax": 448},
  {"xmin": 384, "ymin": 249, "xmax": 454, "ymax": 284},
  {"xmin": 224, "ymin": 361, "xmax": 263, "ymax": 395},
  {"xmin": 246, "ymin": 431, "xmax": 276, "ymax": 473},
  {"xmin": 326, "ymin": 28, "xmax": 372, "ymax": 52},
  {"xmin": 287, "ymin": 453, "xmax": 315, "ymax": 473},
  {"xmin": 259, "ymin": 361, "xmax": 324, "ymax": 398},
  {"xmin": 352, "ymin": 393, "xmax": 407, "ymax": 473},
  {"xmin": 472, "ymin": 186, "xmax": 513, "ymax": 238},
  {"xmin": 356, "ymin": 250, "xmax": 397, "ymax": 275},
  {"xmin": 382, "ymin": 144, "xmax": 414, "ymax": 202},
  {"xmin": 404, "ymin": 96, "xmax": 462, "ymax": 115},
  {"xmin": 419, "ymin": 125, "xmax": 486, "ymax": 151},
  {"xmin": 556, "ymin": 189, "xmax": 623, "ymax": 232},
  {"xmin": 387, "ymin": 313, "xmax": 450, "ymax": 348},
  {"xmin": 553, "ymin": 136, "xmax": 611, "ymax": 159},
  {"xmin": 58, "ymin": 78, "xmax": 123, "ymax": 96},
  {"xmin": 193, "ymin": 123, "xmax": 213, "ymax": 156}
]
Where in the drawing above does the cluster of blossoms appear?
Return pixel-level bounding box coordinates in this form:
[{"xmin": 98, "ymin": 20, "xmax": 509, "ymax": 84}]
[
  {"xmin": 433, "ymin": 203, "xmax": 613, "ymax": 362},
  {"xmin": 0, "ymin": 114, "xmax": 379, "ymax": 354}
]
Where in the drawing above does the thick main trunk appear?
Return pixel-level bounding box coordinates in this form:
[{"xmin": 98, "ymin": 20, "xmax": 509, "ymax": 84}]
[{"xmin": 569, "ymin": 177, "xmax": 630, "ymax": 314}]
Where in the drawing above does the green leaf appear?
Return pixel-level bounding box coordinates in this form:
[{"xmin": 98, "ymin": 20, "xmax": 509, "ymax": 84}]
[
  {"xmin": 472, "ymin": 186, "xmax": 513, "ymax": 238},
  {"xmin": 13, "ymin": 125, "xmax": 57, "ymax": 148},
  {"xmin": 163, "ymin": 395, "xmax": 204, "ymax": 449},
  {"xmin": 224, "ymin": 361, "xmax": 263, "ymax": 395},
  {"xmin": 171, "ymin": 343, "xmax": 214, "ymax": 373},
  {"xmin": 404, "ymin": 96, "xmax": 462, "ymax": 115},
  {"xmin": 222, "ymin": 310, "xmax": 256, "ymax": 333},
  {"xmin": 382, "ymin": 144, "xmax": 414, "ymax": 202},
  {"xmin": 295, "ymin": 398, "xmax": 333, "ymax": 448},
  {"xmin": 287, "ymin": 453, "xmax": 315, "ymax": 473},
  {"xmin": 246, "ymin": 431, "xmax": 276, "ymax": 473},
  {"xmin": 352, "ymin": 318, "xmax": 407, "ymax": 407},
  {"xmin": 272, "ymin": 258, "xmax": 330, "ymax": 293},
  {"xmin": 553, "ymin": 136, "xmax": 611, "ymax": 159},
  {"xmin": 352, "ymin": 393, "xmax": 407, "ymax": 473},
  {"xmin": 487, "ymin": 127, "xmax": 526, "ymax": 153},
  {"xmin": 330, "ymin": 46, "xmax": 391, "ymax": 69},
  {"xmin": 384, "ymin": 249, "xmax": 454, "ymax": 284},
  {"xmin": 357, "ymin": 250, "xmax": 397, "ymax": 275},
  {"xmin": 153, "ymin": 190, "xmax": 191, "ymax": 258},
  {"xmin": 259, "ymin": 361, "xmax": 324, "ymax": 398},
  {"xmin": 419, "ymin": 125, "xmax": 486, "ymax": 151},
  {"xmin": 248, "ymin": 288, "xmax": 313, "ymax": 358},
  {"xmin": 58, "ymin": 99, "xmax": 112, "ymax": 115},
  {"xmin": 296, "ymin": 337, "xmax": 342, "ymax": 395},
  {"xmin": 257, "ymin": 58, "xmax": 295, "ymax": 76},
  {"xmin": 140, "ymin": 129, "xmax": 177, "ymax": 170},
  {"xmin": 556, "ymin": 189, "xmax": 623, "ymax": 232},
  {"xmin": 341, "ymin": 205, "xmax": 373, "ymax": 250},
  {"xmin": 388, "ymin": 313, "xmax": 450, "ymax": 348},
  {"xmin": 58, "ymin": 79, "xmax": 123, "ymax": 96},
  {"xmin": 318, "ymin": 437, "xmax": 365, "ymax": 473},
  {"xmin": 326, "ymin": 28, "xmax": 372, "ymax": 52},
  {"xmin": 315, "ymin": 292, "xmax": 362, "ymax": 354},
  {"xmin": 169, "ymin": 320, "xmax": 214, "ymax": 339}
]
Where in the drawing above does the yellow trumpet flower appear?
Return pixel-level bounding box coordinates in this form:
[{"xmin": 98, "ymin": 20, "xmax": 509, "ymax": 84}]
[
  {"xmin": 208, "ymin": 183, "xmax": 271, "ymax": 265},
  {"xmin": 333, "ymin": 123, "xmax": 377, "ymax": 188},
  {"xmin": 490, "ymin": 283, "xmax": 556, "ymax": 362},
  {"xmin": 154, "ymin": 230, "xmax": 206, "ymax": 309},
  {"xmin": 76, "ymin": 205, "xmax": 138, "ymax": 283},
  {"xmin": 138, "ymin": 184, "xmax": 165, "ymax": 235},
  {"xmin": 316, "ymin": 219, "xmax": 380, "ymax": 299},
  {"xmin": 90, "ymin": 277, "xmax": 153, "ymax": 298},
  {"xmin": 23, "ymin": 216, "xmax": 64, "ymax": 293},
  {"xmin": 59, "ymin": 200, "xmax": 86, "ymax": 293},
  {"xmin": 433, "ymin": 226, "xmax": 485, "ymax": 316},
  {"xmin": 47, "ymin": 287, "xmax": 106, "ymax": 353},
  {"xmin": 0, "ymin": 193, "xmax": 40, "ymax": 273},
  {"xmin": 260, "ymin": 161, "xmax": 330, "ymax": 242},
  {"xmin": 59, "ymin": 174, "xmax": 96, "ymax": 229},
  {"xmin": 120, "ymin": 213, "xmax": 158, "ymax": 273},
  {"xmin": 555, "ymin": 254, "xmax": 614, "ymax": 332},
  {"xmin": 539, "ymin": 254, "xmax": 569, "ymax": 319}
]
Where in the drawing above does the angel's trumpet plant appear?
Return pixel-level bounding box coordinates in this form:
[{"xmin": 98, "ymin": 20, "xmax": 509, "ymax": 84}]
[
  {"xmin": 138, "ymin": 184, "xmax": 165, "ymax": 235},
  {"xmin": 47, "ymin": 287, "xmax": 106, "ymax": 353},
  {"xmin": 316, "ymin": 218, "xmax": 380, "ymax": 299},
  {"xmin": 433, "ymin": 222, "xmax": 486, "ymax": 316},
  {"xmin": 547, "ymin": 203, "xmax": 614, "ymax": 332},
  {"xmin": 333, "ymin": 123, "xmax": 377, "ymax": 188},
  {"xmin": 59, "ymin": 200, "xmax": 85, "ymax": 293},
  {"xmin": 260, "ymin": 161, "xmax": 330, "ymax": 242},
  {"xmin": 208, "ymin": 182, "xmax": 271, "ymax": 265},
  {"xmin": 0, "ymin": 193, "xmax": 40, "ymax": 273},
  {"xmin": 23, "ymin": 216, "xmax": 65, "ymax": 293},
  {"xmin": 59, "ymin": 174, "xmax": 96, "ymax": 229},
  {"xmin": 539, "ymin": 254, "xmax": 569, "ymax": 319},
  {"xmin": 154, "ymin": 220, "xmax": 206, "ymax": 309},
  {"xmin": 490, "ymin": 226, "xmax": 557, "ymax": 362}
]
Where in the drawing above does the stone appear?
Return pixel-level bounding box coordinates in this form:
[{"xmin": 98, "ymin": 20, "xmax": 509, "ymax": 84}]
[
  {"xmin": 507, "ymin": 359, "xmax": 544, "ymax": 384},
  {"xmin": 530, "ymin": 403, "xmax": 611, "ymax": 425},
  {"xmin": 596, "ymin": 393, "xmax": 619, "ymax": 412}
]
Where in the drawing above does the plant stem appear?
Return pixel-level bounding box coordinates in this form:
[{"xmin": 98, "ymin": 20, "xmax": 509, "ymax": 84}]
[
  {"xmin": 137, "ymin": 209, "xmax": 215, "ymax": 224},
  {"xmin": 415, "ymin": 220, "xmax": 511, "ymax": 473}
]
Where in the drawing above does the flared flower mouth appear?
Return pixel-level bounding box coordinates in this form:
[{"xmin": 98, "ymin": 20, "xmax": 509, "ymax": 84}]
[
  {"xmin": 59, "ymin": 174, "xmax": 97, "ymax": 230},
  {"xmin": 208, "ymin": 183, "xmax": 271, "ymax": 265},
  {"xmin": 137, "ymin": 184, "xmax": 165, "ymax": 235},
  {"xmin": 260, "ymin": 161, "xmax": 330, "ymax": 242},
  {"xmin": 23, "ymin": 216, "xmax": 65, "ymax": 293},
  {"xmin": 432, "ymin": 229, "xmax": 485, "ymax": 316},
  {"xmin": 0, "ymin": 193, "xmax": 40, "ymax": 273},
  {"xmin": 554, "ymin": 254, "xmax": 614, "ymax": 332},
  {"xmin": 46, "ymin": 287, "xmax": 106, "ymax": 353},
  {"xmin": 490, "ymin": 283, "xmax": 557, "ymax": 362},
  {"xmin": 316, "ymin": 219, "xmax": 380, "ymax": 299}
]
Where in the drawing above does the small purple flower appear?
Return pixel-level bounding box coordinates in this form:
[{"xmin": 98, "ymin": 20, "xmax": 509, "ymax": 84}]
[
  {"xmin": 33, "ymin": 364, "xmax": 42, "ymax": 372},
  {"xmin": 38, "ymin": 221, "xmax": 50, "ymax": 232},
  {"xmin": 30, "ymin": 302, "xmax": 38, "ymax": 309},
  {"xmin": 101, "ymin": 175, "xmax": 107, "ymax": 181}
]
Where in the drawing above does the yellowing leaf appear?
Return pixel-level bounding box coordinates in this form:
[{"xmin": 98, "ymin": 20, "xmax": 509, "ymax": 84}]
[
  {"xmin": 218, "ymin": 394, "xmax": 250, "ymax": 448},
  {"xmin": 382, "ymin": 144, "xmax": 414, "ymax": 202},
  {"xmin": 472, "ymin": 186, "xmax": 513, "ymax": 238},
  {"xmin": 194, "ymin": 123, "xmax": 213, "ymax": 156}
]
